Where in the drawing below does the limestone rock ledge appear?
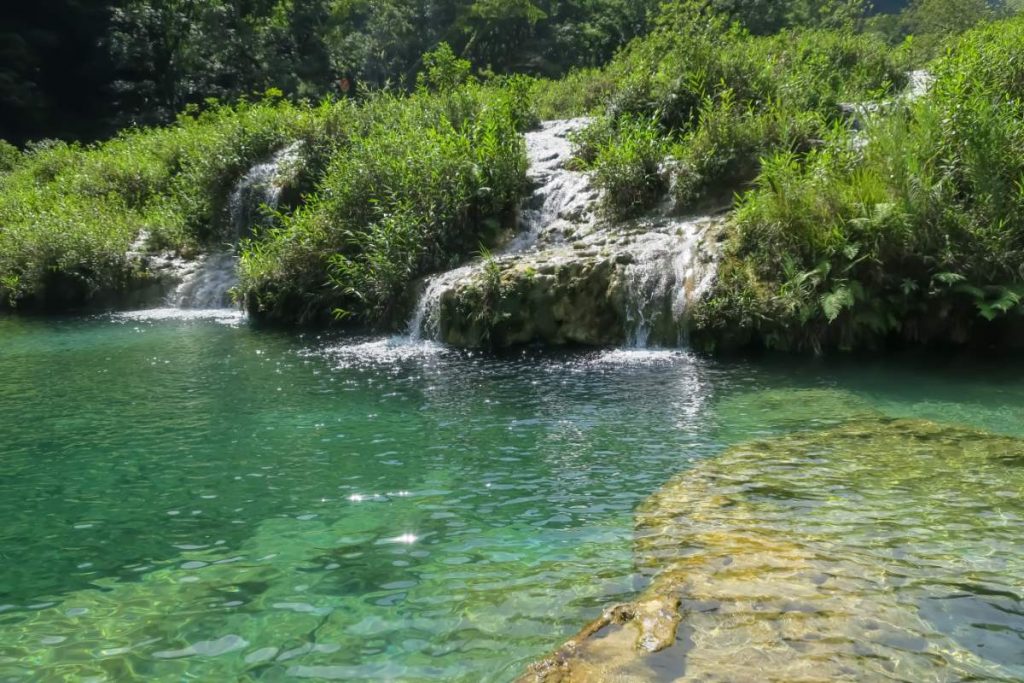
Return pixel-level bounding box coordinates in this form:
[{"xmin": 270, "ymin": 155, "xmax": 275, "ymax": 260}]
[
  {"xmin": 519, "ymin": 414, "xmax": 1024, "ymax": 682},
  {"xmin": 423, "ymin": 217, "xmax": 723, "ymax": 348}
]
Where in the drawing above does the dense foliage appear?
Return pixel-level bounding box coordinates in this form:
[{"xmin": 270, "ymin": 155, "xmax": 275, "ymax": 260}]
[
  {"xmin": 0, "ymin": 77, "xmax": 528, "ymax": 319},
  {"xmin": 692, "ymin": 15, "xmax": 1024, "ymax": 352},
  {"xmin": 0, "ymin": 97, "xmax": 314, "ymax": 309},
  {"xmin": 560, "ymin": 12, "xmax": 907, "ymax": 217},
  {"xmin": 239, "ymin": 78, "xmax": 531, "ymax": 326},
  {"xmin": 4, "ymin": 0, "xmax": 1024, "ymax": 354},
  {"xmin": 1, "ymin": 0, "xmax": 656, "ymax": 144}
]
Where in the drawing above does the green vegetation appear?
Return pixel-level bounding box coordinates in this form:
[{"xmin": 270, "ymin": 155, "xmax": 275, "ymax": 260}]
[
  {"xmin": 563, "ymin": 10, "xmax": 907, "ymax": 217},
  {"xmin": 0, "ymin": 77, "xmax": 528, "ymax": 319},
  {"xmin": 0, "ymin": 97, "xmax": 312, "ymax": 309},
  {"xmin": 692, "ymin": 16, "xmax": 1024, "ymax": 352},
  {"xmin": 1, "ymin": 0, "xmax": 657, "ymax": 144},
  {"xmin": 240, "ymin": 79, "xmax": 530, "ymax": 326},
  {"xmin": 5, "ymin": 0, "xmax": 1024, "ymax": 353}
]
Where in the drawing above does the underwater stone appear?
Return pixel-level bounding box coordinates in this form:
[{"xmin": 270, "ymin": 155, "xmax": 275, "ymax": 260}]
[{"xmin": 523, "ymin": 418, "xmax": 1024, "ymax": 682}]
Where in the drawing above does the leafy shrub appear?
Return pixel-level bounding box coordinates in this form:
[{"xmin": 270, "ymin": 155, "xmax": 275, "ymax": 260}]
[
  {"xmin": 692, "ymin": 15, "xmax": 1024, "ymax": 352},
  {"xmin": 238, "ymin": 84, "xmax": 528, "ymax": 326},
  {"xmin": 589, "ymin": 116, "xmax": 667, "ymax": 217},
  {"xmin": 567, "ymin": 11, "xmax": 906, "ymax": 216},
  {"xmin": 532, "ymin": 69, "xmax": 618, "ymax": 119},
  {"xmin": 0, "ymin": 140, "xmax": 20, "ymax": 174}
]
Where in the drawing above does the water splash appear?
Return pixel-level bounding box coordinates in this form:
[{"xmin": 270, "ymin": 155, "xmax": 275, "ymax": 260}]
[
  {"xmin": 408, "ymin": 266, "xmax": 475, "ymax": 340},
  {"xmin": 622, "ymin": 218, "xmax": 718, "ymax": 348},
  {"xmin": 314, "ymin": 336, "xmax": 450, "ymax": 370},
  {"xmin": 170, "ymin": 251, "xmax": 240, "ymax": 309},
  {"xmin": 171, "ymin": 143, "xmax": 302, "ymax": 310}
]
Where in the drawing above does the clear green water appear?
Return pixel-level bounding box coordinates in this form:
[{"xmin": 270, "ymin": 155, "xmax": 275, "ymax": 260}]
[{"xmin": 1, "ymin": 312, "xmax": 1023, "ymax": 681}]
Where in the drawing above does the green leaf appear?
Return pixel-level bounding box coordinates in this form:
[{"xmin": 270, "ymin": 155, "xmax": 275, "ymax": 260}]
[{"xmin": 822, "ymin": 285, "xmax": 855, "ymax": 322}]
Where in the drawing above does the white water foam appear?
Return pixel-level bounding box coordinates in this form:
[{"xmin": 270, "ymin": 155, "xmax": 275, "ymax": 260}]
[
  {"xmin": 112, "ymin": 308, "xmax": 246, "ymax": 325},
  {"xmin": 316, "ymin": 337, "xmax": 450, "ymax": 369},
  {"xmin": 170, "ymin": 143, "xmax": 302, "ymax": 310}
]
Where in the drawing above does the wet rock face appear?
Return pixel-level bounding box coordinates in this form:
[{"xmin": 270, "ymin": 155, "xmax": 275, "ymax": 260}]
[
  {"xmin": 432, "ymin": 218, "xmax": 721, "ymax": 348},
  {"xmin": 437, "ymin": 252, "xmax": 624, "ymax": 347},
  {"xmin": 407, "ymin": 118, "xmax": 723, "ymax": 349}
]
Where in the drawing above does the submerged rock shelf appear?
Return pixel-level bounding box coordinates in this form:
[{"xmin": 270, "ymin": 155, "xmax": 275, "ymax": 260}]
[{"xmin": 523, "ymin": 412, "xmax": 1024, "ymax": 682}]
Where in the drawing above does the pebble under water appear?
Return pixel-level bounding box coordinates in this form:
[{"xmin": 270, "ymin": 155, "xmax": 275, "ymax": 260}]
[{"xmin": 1, "ymin": 314, "xmax": 1023, "ymax": 681}]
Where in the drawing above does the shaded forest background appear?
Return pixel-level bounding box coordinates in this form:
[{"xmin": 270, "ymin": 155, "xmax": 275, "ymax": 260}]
[
  {"xmin": 3, "ymin": 0, "xmax": 656, "ymax": 144},
  {"xmin": 1, "ymin": 0, "xmax": 992, "ymax": 145}
]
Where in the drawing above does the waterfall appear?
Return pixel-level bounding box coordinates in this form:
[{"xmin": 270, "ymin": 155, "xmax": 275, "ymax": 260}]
[
  {"xmin": 409, "ymin": 119, "xmax": 596, "ymax": 338},
  {"xmin": 170, "ymin": 251, "xmax": 240, "ymax": 309},
  {"xmin": 228, "ymin": 142, "xmax": 302, "ymax": 239},
  {"xmin": 622, "ymin": 218, "xmax": 717, "ymax": 348},
  {"xmin": 404, "ymin": 118, "xmax": 720, "ymax": 348},
  {"xmin": 408, "ymin": 266, "xmax": 475, "ymax": 340},
  {"xmin": 506, "ymin": 118, "xmax": 597, "ymax": 252},
  {"xmin": 171, "ymin": 143, "xmax": 301, "ymax": 310}
]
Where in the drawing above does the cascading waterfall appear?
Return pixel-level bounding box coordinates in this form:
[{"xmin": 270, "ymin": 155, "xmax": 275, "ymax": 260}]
[
  {"xmin": 622, "ymin": 218, "xmax": 718, "ymax": 348},
  {"xmin": 505, "ymin": 118, "xmax": 597, "ymax": 252},
  {"xmin": 408, "ymin": 119, "xmax": 597, "ymax": 338},
  {"xmin": 405, "ymin": 119, "xmax": 720, "ymax": 348},
  {"xmin": 171, "ymin": 143, "xmax": 302, "ymax": 309},
  {"xmin": 408, "ymin": 266, "xmax": 475, "ymax": 340}
]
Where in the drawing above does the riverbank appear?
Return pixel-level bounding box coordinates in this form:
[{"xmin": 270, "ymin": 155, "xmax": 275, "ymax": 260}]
[{"xmin": 3, "ymin": 16, "xmax": 1024, "ymax": 354}]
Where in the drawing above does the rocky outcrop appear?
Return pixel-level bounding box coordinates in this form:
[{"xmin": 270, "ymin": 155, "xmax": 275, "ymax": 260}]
[
  {"xmin": 430, "ymin": 218, "xmax": 722, "ymax": 348},
  {"xmin": 408, "ymin": 118, "xmax": 724, "ymax": 348}
]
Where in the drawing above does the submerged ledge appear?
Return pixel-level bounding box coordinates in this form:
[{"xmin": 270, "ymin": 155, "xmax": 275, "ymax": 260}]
[{"xmin": 522, "ymin": 411, "xmax": 1024, "ymax": 682}]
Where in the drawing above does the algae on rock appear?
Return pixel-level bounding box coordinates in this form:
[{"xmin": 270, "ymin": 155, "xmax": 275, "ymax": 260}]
[{"xmin": 524, "ymin": 418, "xmax": 1024, "ymax": 682}]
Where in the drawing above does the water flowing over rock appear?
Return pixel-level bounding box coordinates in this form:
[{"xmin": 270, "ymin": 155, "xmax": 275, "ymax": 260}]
[
  {"xmin": 228, "ymin": 142, "xmax": 303, "ymax": 240},
  {"xmin": 170, "ymin": 251, "xmax": 241, "ymax": 309},
  {"xmin": 408, "ymin": 265, "xmax": 477, "ymax": 340},
  {"xmin": 843, "ymin": 69, "xmax": 935, "ymax": 139},
  {"xmin": 506, "ymin": 118, "xmax": 598, "ymax": 252},
  {"xmin": 407, "ymin": 120, "xmax": 722, "ymax": 348},
  {"xmin": 168, "ymin": 143, "xmax": 302, "ymax": 310}
]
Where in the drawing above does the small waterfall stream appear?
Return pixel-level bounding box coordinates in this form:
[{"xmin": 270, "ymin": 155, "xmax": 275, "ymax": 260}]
[
  {"xmin": 407, "ymin": 119, "xmax": 720, "ymax": 347},
  {"xmin": 407, "ymin": 266, "xmax": 476, "ymax": 341},
  {"xmin": 409, "ymin": 119, "xmax": 598, "ymax": 338},
  {"xmin": 171, "ymin": 143, "xmax": 301, "ymax": 309},
  {"xmin": 506, "ymin": 118, "xmax": 597, "ymax": 252},
  {"xmin": 622, "ymin": 218, "xmax": 718, "ymax": 348}
]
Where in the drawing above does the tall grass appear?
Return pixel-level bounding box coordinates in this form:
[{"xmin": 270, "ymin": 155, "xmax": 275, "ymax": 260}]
[
  {"xmin": 562, "ymin": 19, "xmax": 907, "ymax": 216},
  {"xmin": 693, "ymin": 15, "xmax": 1024, "ymax": 352},
  {"xmin": 239, "ymin": 83, "xmax": 530, "ymax": 326},
  {"xmin": 0, "ymin": 81, "xmax": 529, "ymax": 319},
  {"xmin": 0, "ymin": 97, "xmax": 315, "ymax": 309}
]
